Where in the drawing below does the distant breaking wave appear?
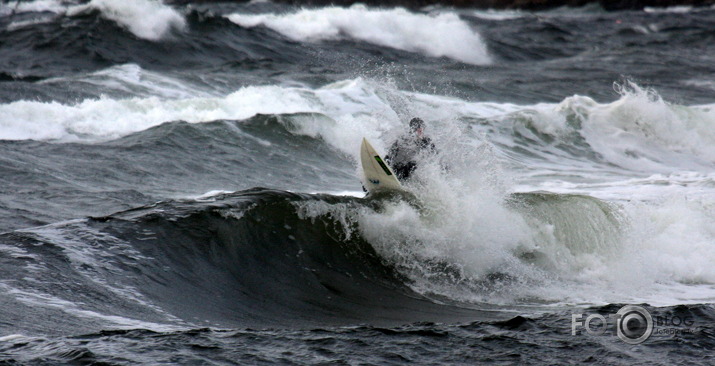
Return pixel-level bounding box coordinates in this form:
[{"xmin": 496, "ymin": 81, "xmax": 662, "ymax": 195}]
[
  {"xmin": 226, "ymin": 5, "xmax": 492, "ymax": 65},
  {"xmin": 67, "ymin": 0, "xmax": 186, "ymax": 41},
  {"xmin": 3, "ymin": 0, "xmax": 186, "ymax": 40}
]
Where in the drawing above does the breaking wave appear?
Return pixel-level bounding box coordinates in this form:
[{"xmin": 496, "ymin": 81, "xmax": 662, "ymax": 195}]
[{"xmin": 226, "ymin": 5, "xmax": 492, "ymax": 65}]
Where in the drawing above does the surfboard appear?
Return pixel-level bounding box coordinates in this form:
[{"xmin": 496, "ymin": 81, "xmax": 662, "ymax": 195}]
[{"xmin": 360, "ymin": 137, "xmax": 403, "ymax": 193}]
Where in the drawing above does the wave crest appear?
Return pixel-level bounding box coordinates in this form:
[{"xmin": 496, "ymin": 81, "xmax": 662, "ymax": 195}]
[
  {"xmin": 68, "ymin": 0, "xmax": 186, "ymax": 41},
  {"xmin": 227, "ymin": 5, "xmax": 492, "ymax": 65}
]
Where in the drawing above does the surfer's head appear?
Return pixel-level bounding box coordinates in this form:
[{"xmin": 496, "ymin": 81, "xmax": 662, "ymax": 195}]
[{"xmin": 409, "ymin": 117, "xmax": 424, "ymax": 135}]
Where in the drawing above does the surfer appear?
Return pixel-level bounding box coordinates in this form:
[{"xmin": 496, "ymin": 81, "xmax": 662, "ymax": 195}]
[{"xmin": 385, "ymin": 117, "xmax": 436, "ymax": 181}]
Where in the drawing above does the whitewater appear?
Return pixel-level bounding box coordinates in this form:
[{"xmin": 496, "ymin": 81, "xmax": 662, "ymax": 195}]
[{"xmin": 1, "ymin": 0, "xmax": 714, "ymax": 364}]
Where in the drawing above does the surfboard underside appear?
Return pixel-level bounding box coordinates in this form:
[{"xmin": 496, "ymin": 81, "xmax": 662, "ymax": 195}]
[{"xmin": 360, "ymin": 138, "xmax": 403, "ymax": 193}]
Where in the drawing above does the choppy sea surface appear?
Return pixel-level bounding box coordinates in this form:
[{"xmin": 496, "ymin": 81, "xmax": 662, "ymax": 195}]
[{"xmin": 1, "ymin": 1, "xmax": 715, "ymax": 364}]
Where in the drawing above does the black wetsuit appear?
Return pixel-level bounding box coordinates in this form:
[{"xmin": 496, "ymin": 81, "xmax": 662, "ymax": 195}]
[{"xmin": 385, "ymin": 135, "xmax": 435, "ymax": 181}]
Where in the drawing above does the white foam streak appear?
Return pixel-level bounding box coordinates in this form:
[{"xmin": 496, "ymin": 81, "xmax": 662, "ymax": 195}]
[
  {"xmin": 2, "ymin": 0, "xmax": 68, "ymax": 15},
  {"xmin": 0, "ymin": 281, "xmax": 179, "ymax": 330},
  {"xmin": 227, "ymin": 5, "xmax": 491, "ymax": 65},
  {"xmin": 43, "ymin": 64, "xmax": 216, "ymax": 99},
  {"xmin": 515, "ymin": 172, "xmax": 715, "ymax": 202},
  {"xmin": 471, "ymin": 9, "xmax": 525, "ymax": 20},
  {"xmin": 2, "ymin": 0, "xmax": 68, "ymax": 30},
  {"xmin": 644, "ymin": 5, "xmax": 694, "ymax": 13}
]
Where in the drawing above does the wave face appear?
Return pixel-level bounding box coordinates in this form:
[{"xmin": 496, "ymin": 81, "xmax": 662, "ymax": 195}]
[
  {"xmin": 2, "ymin": 1, "xmax": 715, "ymax": 364},
  {"xmin": 0, "ymin": 189, "xmax": 493, "ymax": 331}
]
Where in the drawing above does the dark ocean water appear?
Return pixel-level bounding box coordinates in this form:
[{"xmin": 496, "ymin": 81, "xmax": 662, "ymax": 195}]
[{"xmin": 1, "ymin": 1, "xmax": 715, "ymax": 364}]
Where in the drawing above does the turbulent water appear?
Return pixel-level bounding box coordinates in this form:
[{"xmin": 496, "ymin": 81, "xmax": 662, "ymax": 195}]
[{"xmin": 1, "ymin": 0, "xmax": 715, "ymax": 364}]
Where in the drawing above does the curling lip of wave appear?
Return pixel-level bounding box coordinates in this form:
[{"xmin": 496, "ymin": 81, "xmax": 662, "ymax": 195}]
[{"xmin": 226, "ymin": 5, "xmax": 492, "ymax": 65}]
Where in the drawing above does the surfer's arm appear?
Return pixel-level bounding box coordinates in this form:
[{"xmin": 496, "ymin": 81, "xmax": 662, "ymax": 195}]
[
  {"xmin": 385, "ymin": 143, "xmax": 399, "ymax": 164},
  {"xmin": 422, "ymin": 137, "xmax": 437, "ymax": 154}
]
